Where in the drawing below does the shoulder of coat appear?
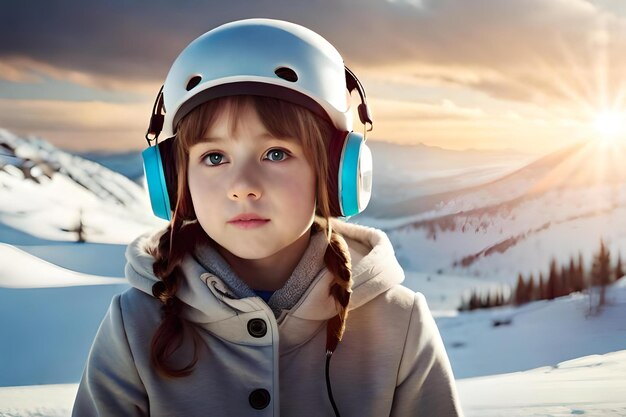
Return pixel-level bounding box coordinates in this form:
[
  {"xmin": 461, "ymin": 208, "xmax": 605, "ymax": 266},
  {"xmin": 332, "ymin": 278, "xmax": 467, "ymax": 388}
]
[
  {"xmin": 118, "ymin": 287, "xmax": 163, "ymax": 329},
  {"xmin": 356, "ymin": 284, "xmax": 419, "ymax": 317}
]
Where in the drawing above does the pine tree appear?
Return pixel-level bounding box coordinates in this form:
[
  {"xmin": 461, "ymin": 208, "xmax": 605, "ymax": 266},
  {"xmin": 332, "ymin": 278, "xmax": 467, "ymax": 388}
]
[
  {"xmin": 577, "ymin": 252, "xmax": 586, "ymax": 292},
  {"xmin": 591, "ymin": 239, "xmax": 611, "ymax": 307},
  {"xmin": 560, "ymin": 264, "xmax": 570, "ymax": 296},
  {"xmin": 538, "ymin": 272, "xmax": 546, "ymax": 300},
  {"xmin": 514, "ymin": 274, "xmax": 526, "ymax": 305},
  {"xmin": 566, "ymin": 256, "xmax": 577, "ymax": 294},
  {"xmin": 570, "ymin": 254, "xmax": 582, "ymax": 292},
  {"xmin": 469, "ymin": 290, "xmax": 478, "ymax": 311},
  {"xmin": 485, "ymin": 291, "xmax": 493, "ymax": 309},
  {"xmin": 71, "ymin": 208, "xmax": 86, "ymax": 243},
  {"xmin": 547, "ymin": 258, "xmax": 560, "ymax": 300},
  {"xmin": 528, "ymin": 273, "xmax": 537, "ymax": 300},
  {"xmin": 526, "ymin": 276, "xmax": 536, "ymax": 302}
]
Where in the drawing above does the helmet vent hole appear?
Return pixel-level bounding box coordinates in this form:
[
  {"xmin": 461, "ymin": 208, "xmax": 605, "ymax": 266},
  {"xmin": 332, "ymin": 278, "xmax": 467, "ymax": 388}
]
[
  {"xmin": 274, "ymin": 67, "xmax": 298, "ymax": 82},
  {"xmin": 186, "ymin": 75, "xmax": 202, "ymax": 91}
]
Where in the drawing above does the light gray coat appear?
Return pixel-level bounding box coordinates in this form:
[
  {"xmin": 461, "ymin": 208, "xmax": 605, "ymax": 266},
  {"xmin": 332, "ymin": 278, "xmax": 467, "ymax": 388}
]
[{"xmin": 73, "ymin": 220, "xmax": 463, "ymax": 416}]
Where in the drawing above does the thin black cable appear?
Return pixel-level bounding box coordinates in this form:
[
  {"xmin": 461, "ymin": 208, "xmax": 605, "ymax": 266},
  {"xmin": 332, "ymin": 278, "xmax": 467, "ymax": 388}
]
[{"xmin": 325, "ymin": 352, "xmax": 341, "ymax": 417}]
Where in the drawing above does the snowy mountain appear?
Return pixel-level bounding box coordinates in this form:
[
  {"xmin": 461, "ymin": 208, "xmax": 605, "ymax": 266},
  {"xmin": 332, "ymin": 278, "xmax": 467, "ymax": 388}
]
[
  {"xmin": 356, "ymin": 140, "xmax": 626, "ymax": 288},
  {"xmin": 0, "ymin": 128, "xmax": 165, "ymax": 245},
  {"xmin": 361, "ymin": 140, "xmax": 537, "ymax": 218}
]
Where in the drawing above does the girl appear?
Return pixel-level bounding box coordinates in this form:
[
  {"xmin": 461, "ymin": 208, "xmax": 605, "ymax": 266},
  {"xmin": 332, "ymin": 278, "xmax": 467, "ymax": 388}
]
[{"xmin": 73, "ymin": 18, "xmax": 463, "ymax": 417}]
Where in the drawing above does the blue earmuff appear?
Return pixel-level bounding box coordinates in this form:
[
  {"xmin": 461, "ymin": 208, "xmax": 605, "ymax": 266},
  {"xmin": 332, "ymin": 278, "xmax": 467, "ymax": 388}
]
[
  {"xmin": 142, "ymin": 144, "xmax": 172, "ymax": 221},
  {"xmin": 338, "ymin": 132, "xmax": 373, "ymax": 217}
]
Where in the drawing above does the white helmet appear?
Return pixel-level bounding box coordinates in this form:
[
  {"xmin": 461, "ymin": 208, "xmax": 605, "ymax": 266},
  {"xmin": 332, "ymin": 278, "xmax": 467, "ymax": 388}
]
[{"xmin": 147, "ymin": 18, "xmax": 372, "ymax": 140}]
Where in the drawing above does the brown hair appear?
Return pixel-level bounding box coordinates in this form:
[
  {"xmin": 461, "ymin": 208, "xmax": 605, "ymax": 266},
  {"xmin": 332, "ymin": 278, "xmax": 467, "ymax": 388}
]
[{"xmin": 147, "ymin": 95, "xmax": 353, "ymax": 377}]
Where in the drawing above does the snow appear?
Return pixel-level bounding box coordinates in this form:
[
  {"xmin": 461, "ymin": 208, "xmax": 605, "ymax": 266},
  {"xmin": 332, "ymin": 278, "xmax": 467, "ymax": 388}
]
[
  {"xmin": 0, "ymin": 243, "xmax": 126, "ymax": 288},
  {"xmin": 352, "ymin": 141, "xmax": 626, "ymax": 290},
  {"xmin": 0, "ymin": 128, "xmax": 165, "ymax": 244},
  {"xmin": 437, "ymin": 281, "xmax": 626, "ymax": 378},
  {"xmin": 3, "ymin": 350, "xmax": 626, "ymax": 417},
  {"xmin": 1, "ymin": 129, "xmax": 625, "ymax": 416},
  {"xmin": 458, "ymin": 350, "xmax": 626, "ymax": 417},
  {"xmin": 0, "ymin": 384, "xmax": 77, "ymax": 417}
]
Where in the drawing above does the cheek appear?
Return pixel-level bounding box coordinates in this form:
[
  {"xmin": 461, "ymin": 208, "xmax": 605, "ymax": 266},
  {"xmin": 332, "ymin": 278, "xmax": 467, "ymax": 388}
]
[
  {"xmin": 277, "ymin": 166, "xmax": 316, "ymax": 208},
  {"xmin": 187, "ymin": 168, "xmax": 202, "ymax": 207},
  {"xmin": 187, "ymin": 167, "xmax": 218, "ymax": 212}
]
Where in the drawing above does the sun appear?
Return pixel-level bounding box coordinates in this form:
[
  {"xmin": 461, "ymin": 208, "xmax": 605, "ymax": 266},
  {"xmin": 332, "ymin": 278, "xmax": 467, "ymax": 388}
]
[{"xmin": 592, "ymin": 111, "xmax": 624, "ymax": 141}]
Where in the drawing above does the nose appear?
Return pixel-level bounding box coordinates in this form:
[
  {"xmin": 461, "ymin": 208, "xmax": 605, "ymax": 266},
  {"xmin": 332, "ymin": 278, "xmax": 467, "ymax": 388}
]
[{"xmin": 227, "ymin": 163, "xmax": 262, "ymax": 201}]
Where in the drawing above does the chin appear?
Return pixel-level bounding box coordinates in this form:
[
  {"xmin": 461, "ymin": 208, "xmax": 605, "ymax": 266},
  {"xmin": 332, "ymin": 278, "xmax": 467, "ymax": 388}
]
[{"xmin": 221, "ymin": 242, "xmax": 278, "ymax": 260}]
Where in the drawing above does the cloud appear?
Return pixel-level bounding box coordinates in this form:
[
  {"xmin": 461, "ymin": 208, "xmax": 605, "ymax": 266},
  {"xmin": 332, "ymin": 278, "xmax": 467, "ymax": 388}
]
[
  {"xmin": 0, "ymin": 99, "xmax": 146, "ymax": 131},
  {"xmin": 5, "ymin": 0, "xmax": 626, "ymax": 109},
  {"xmin": 4, "ymin": 0, "xmax": 626, "ymax": 152},
  {"xmin": 365, "ymin": 97, "xmax": 486, "ymax": 122},
  {"xmin": 2, "ymin": 1, "xmax": 617, "ymax": 81},
  {"xmin": 0, "ymin": 56, "xmax": 158, "ymax": 95},
  {"xmin": 0, "ymin": 98, "xmax": 149, "ymax": 150}
]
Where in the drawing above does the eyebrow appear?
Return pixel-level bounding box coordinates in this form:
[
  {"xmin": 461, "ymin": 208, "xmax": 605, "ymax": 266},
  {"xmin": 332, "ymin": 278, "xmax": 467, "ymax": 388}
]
[{"xmin": 198, "ymin": 133, "xmax": 296, "ymax": 143}]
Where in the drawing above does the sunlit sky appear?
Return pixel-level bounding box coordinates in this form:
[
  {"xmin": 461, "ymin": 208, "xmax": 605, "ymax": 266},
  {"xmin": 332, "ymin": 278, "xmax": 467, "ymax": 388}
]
[{"xmin": 2, "ymin": 0, "xmax": 626, "ymax": 154}]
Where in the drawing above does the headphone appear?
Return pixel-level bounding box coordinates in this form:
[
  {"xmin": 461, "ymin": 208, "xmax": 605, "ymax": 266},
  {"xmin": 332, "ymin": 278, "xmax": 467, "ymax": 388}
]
[{"xmin": 141, "ymin": 20, "xmax": 374, "ymax": 221}]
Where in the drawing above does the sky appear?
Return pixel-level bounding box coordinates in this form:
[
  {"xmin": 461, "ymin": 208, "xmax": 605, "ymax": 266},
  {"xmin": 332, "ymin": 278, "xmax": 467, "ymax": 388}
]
[{"xmin": 3, "ymin": 0, "xmax": 626, "ymax": 154}]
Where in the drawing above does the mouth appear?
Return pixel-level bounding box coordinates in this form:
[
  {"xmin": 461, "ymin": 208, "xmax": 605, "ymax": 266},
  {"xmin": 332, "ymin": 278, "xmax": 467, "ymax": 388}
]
[
  {"xmin": 228, "ymin": 213, "xmax": 269, "ymax": 222},
  {"xmin": 227, "ymin": 219, "xmax": 270, "ymax": 229},
  {"xmin": 227, "ymin": 213, "xmax": 270, "ymax": 229}
]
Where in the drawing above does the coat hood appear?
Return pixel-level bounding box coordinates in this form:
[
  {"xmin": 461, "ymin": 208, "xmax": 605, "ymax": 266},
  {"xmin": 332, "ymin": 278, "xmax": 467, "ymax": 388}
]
[{"xmin": 124, "ymin": 219, "xmax": 404, "ymax": 324}]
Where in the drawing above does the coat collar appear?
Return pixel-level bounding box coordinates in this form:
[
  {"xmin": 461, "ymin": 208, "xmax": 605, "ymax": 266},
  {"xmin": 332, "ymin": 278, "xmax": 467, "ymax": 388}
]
[{"xmin": 124, "ymin": 219, "xmax": 404, "ymax": 348}]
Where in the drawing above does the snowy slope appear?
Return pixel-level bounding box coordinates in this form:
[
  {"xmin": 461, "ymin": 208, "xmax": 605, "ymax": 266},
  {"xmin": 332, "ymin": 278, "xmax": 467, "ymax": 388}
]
[
  {"xmin": 0, "ymin": 243, "xmax": 126, "ymax": 288},
  {"xmin": 458, "ymin": 350, "xmax": 626, "ymax": 417},
  {"xmin": 0, "ymin": 250, "xmax": 129, "ymax": 387},
  {"xmin": 4, "ymin": 350, "xmax": 624, "ymax": 417},
  {"xmin": 439, "ymin": 279, "xmax": 626, "ymax": 378},
  {"xmin": 0, "ymin": 128, "xmax": 164, "ymax": 244},
  {"xmin": 361, "ymin": 140, "xmax": 537, "ymax": 218},
  {"xmin": 354, "ymin": 140, "xmax": 626, "ymax": 289}
]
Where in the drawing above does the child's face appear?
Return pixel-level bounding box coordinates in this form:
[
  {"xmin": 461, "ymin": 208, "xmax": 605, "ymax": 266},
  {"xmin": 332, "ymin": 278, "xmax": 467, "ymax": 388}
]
[{"xmin": 187, "ymin": 104, "xmax": 317, "ymax": 260}]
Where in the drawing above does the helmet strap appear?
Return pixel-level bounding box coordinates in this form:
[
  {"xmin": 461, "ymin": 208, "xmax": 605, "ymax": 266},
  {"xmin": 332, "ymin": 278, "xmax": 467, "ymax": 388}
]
[
  {"xmin": 345, "ymin": 66, "xmax": 373, "ymax": 132},
  {"xmin": 145, "ymin": 85, "xmax": 165, "ymax": 146}
]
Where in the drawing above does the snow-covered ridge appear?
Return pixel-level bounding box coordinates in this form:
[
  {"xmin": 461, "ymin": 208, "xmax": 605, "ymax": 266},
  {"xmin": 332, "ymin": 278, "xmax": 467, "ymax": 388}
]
[
  {"xmin": 356, "ymin": 140, "xmax": 626, "ymax": 284},
  {"xmin": 0, "ymin": 243, "xmax": 126, "ymax": 288},
  {"xmin": 0, "ymin": 128, "xmax": 164, "ymax": 244},
  {"xmin": 361, "ymin": 140, "xmax": 537, "ymax": 219},
  {"xmin": 0, "ymin": 129, "xmax": 143, "ymax": 207}
]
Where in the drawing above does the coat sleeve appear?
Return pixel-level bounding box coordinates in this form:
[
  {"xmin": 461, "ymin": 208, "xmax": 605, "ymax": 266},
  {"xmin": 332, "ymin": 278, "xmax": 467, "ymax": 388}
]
[
  {"xmin": 72, "ymin": 293, "xmax": 149, "ymax": 416},
  {"xmin": 389, "ymin": 292, "xmax": 464, "ymax": 417}
]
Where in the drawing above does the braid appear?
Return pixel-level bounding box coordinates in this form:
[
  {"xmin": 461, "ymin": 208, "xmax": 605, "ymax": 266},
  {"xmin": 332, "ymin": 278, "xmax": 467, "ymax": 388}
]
[
  {"xmin": 147, "ymin": 218, "xmax": 207, "ymax": 378},
  {"xmin": 322, "ymin": 220, "xmax": 353, "ymax": 354}
]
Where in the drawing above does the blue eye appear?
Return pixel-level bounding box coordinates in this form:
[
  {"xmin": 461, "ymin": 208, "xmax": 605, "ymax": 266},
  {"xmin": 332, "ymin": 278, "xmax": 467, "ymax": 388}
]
[
  {"xmin": 204, "ymin": 152, "xmax": 225, "ymax": 166},
  {"xmin": 266, "ymin": 149, "xmax": 289, "ymax": 161}
]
